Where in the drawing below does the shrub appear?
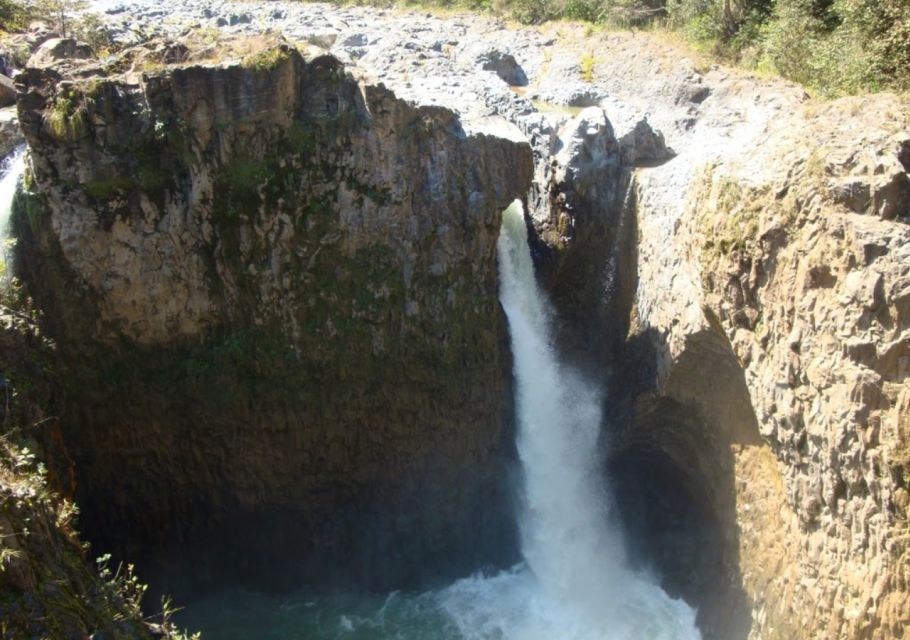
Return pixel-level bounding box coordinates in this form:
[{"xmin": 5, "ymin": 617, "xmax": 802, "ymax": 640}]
[
  {"xmin": 241, "ymin": 47, "xmax": 291, "ymax": 71},
  {"xmin": 0, "ymin": 0, "xmax": 30, "ymax": 32},
  {"xmin": 71, "ymin": 12, "xmax": 116, "ymax": 56},
  {"xmin": 580, "ymin": 50, "xmax": 595, "ymax": 81},
  {"xmin": 45, "ymin": 94, "xmax": 87, "ymax": 141}
]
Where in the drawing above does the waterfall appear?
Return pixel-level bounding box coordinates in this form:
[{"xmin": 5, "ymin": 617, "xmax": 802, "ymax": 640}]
[
  {"xmin": 438, "ymin": 201, "xmax": 701, "ymax": 640},
  {"xmin": 0, "ymin": 145, "xmax": 26, "ymax": 287},
  {"xmin": 170, "ymin": 195, "xmax": 706, "ymax": 640}
]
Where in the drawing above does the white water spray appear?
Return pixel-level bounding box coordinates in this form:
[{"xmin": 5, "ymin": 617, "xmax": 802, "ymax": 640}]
[
  {"xmin": 0, "ymin": 145, "xmax": 26, "ymax": 287},
  {"xmin": 438, "ymin": 201, "xmax": 701, "ymax": 640}
]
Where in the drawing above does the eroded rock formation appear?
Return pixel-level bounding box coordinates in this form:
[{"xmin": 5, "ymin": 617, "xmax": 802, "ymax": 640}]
[
  {"xmin": 624, "ymin": 96, "xmax": 910, "ymax": 638},
  {"xmin": 13, "ymin": 34, "xmax": 532, "ymax": 592}
]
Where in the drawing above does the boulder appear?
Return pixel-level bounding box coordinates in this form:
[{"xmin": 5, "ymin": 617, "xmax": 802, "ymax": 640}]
[
  {"xmin": 478, "ymin": 49, "xmax": 528, "ymax": 86},
  {"xmin": 27, "ymin": 38, "xmax": 94, "ymax": 68},
  {"xmin": 618, "ymin": 117, "xmax": 673, "ymax": 165}
]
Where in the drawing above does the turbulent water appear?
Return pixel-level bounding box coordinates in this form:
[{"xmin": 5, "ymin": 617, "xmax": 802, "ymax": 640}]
[
  {"xmin": 0, "ymin": 145, "xmax": 25, "ymax": 285},
  {"xmin": 182, "ymin": 202, "xmax": 700, "ymax": 639}
]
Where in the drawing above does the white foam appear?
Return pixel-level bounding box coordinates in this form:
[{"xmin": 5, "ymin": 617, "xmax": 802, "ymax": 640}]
[{"xmin": 433, "ymin": 201, "xmax": 701, "ymax": 640}]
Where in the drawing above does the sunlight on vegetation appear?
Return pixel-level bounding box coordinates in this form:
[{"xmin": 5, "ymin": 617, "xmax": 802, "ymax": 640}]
[
  {"xmin": 241, "ymin": 47, "xmax": 291, "ymax": 71},
  {"xmin": 45, "ymin": 93, "xmax": 86, "ymax": 141},
  {"xmin": 327, "ymin": 0, "xmax": 910, "ymax": 95},
  {"xmin": 579, "ymin": 50, "xmax": 595, "ymax": 82}
]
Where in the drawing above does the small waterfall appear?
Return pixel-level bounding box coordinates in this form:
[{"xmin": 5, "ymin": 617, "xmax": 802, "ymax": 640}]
[
  {"xmin": 0, "ymin": 145, "xmax": 26, "ymax": 287},
  {"xmin": 438, "ymin": 201, "xmax": 701, "ymax": 639}
]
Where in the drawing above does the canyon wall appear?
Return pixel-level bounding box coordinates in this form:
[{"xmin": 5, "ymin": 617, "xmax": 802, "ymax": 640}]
[
  {"xmin": 13, "ymin": 36, "xmax": 532, "ymax": 592},
  {"xmin": 468, "ymin": 19, "xmax": 910, "ymax": 638},
  {"xmin": 622, "ymin": 96, "xmax": 910, "ymax": 638},
  {"xmin": 542, "ymin": 96, "xmax": 910, "ymax": 638},
  {"xmin": 8, "ymin": 4, "xmax": 910, "ymax": 638}
]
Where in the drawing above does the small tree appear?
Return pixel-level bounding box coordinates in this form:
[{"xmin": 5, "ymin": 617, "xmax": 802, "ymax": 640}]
[{"xmin": 28, "ymin": 0, "xmax": 87, "ymax": 38}]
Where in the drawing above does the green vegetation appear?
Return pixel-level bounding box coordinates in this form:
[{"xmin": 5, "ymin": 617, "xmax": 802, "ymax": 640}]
[
  {"xmin": 336, "ymin": 0, "xmax": 910, "ymax": 95},
  {"xmin": 18, "ymin": 0, "xmax": 86, "ymax": 37},
  {"xmin": 0, "ymin": 426, "xmax": 201, "ymax": 640},
  {"xmin": 696, "ymin": 171, "xmax": 764, "ymax": 261},
  {"xmin": 82, "ymin": 177, "xmax": 135, "ymax": 200},
  {"xmin": 0, "ymin": 237, "xmax": 199, "ymax": 640},
  {"xmin": 45, "ymin": 93, "xmax": 87, "ymax": 141},
  {"xmin": 579, "ymin": 50, "xmax": 595, "ymax": 82},
  {"xmin": 241, "ymin": 47, "xmax": 291, "ymax": 71},
  {"xmin": 2, "ymin": 1, "xmax": 116, "ymax": 54},
  {"xmin": 0, "ymin": 0, "xmax": 30, "ymax": 32}
]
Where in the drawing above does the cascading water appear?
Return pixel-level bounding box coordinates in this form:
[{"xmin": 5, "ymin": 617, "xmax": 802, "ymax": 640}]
[
  {"xmin": 0, "ymin": 145, "xmax": 26, "ymax": 287},
  {"xmin": 435, "ymin": 201, "xmax": 700, "ymax": 639},
  {"xmin": 180, "ymin": 202, "xmax": 702, "ymax": 639}
]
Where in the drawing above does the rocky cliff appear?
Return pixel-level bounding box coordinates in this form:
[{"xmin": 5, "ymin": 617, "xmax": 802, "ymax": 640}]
[
  {"xmin": 644, "ymin": 96, "xmax": 910, "ymax": 638},
  {"xmin": 7, "ymin": 1, "xmax": 910, "ymax": 638},
  {"xmin": 13, "ymin": 33, "xmax": 532, "ymax": 592},
  {"xmin": 599, "ymin": 74, "xmax": 910, "ymax": 635},
  {"xmin": 0, "ymin": 303, "xmax": 193, "ymax": 639}
]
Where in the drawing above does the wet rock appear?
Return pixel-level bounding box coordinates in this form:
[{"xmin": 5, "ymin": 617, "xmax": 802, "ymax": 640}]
[{"xmin": 0, "ymin": 107, "xmax": 22, "ymax": 157}]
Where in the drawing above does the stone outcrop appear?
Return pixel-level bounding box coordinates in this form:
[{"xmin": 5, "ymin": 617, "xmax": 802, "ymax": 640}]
[
  {"xmin": 13, "ymin": 35, "xmax": 532, "ymax": 592},
  {"xmin": 0, "ymin": 106, "xmax": 22, "ymax": 157},
  {"xmin": 626, "ymin": 95, "xmax": 910, "ymax": 638}
]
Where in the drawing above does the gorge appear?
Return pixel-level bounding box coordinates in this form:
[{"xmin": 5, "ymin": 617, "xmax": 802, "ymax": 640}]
[{"xmin": 0, "ymin": 1, "xmax": 909, "ymax": 639}]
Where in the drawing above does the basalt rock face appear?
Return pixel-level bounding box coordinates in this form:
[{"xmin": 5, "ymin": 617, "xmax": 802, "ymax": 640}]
[
  {"xmin": 521, "ymin": 106, "xmax": 669, "ymax": 372},
  {"xmin": 627, "ymin": 95, "xmax": 910, "ymax": 638},
  {"xmin": 11, "ymin": 2, "xmax": 910, "ymax": 636},
  {"xmin": 13, "ymin": 38, "xmax": 533, "ymax": 593}
]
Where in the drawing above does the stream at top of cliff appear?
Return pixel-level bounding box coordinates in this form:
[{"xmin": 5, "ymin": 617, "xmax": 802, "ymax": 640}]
[{"xmin": 179, "ymin": 203, "xmax": 699, "ymax": 640}]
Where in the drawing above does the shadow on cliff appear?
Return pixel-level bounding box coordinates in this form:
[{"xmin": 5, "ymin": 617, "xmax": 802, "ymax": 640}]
[
  {"xmin": 8, "ymin": 40, "xmax": 541, "ymax": 610},
  {"xmin": 526, "ymin": 167, "xmax": 756, "ymax": 639},
  {"xmin": 609, "ymin": 324, "xmax": 757, "ymax": 640},
  {"xmin": 605, "ymin": 187, "xmax": 756, "ymax": 639}
]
